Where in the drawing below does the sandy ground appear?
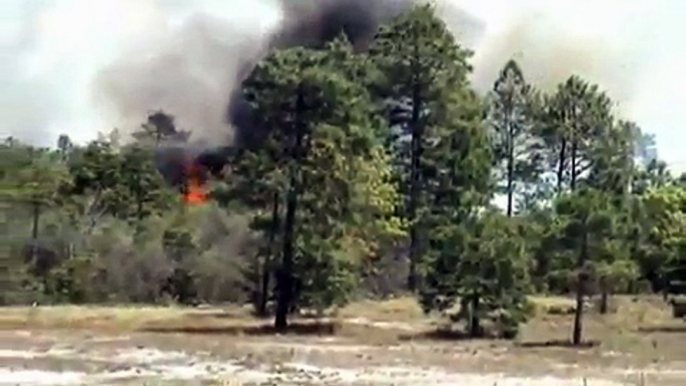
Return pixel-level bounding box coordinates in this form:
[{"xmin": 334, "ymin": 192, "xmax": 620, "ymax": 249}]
[
  {"xmin": 1, "ymin": 329, "xmax": 685, "ymax": 386},
  {"xmin": 1, "ymin": 297, "xmax": 684, "ymax": 385}
]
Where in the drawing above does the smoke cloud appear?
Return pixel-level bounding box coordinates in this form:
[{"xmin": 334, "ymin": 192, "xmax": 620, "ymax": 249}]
[
  {"xmin": 92, "ymin": 1, "xmax": 280, "ymax": 147},
  {"xmin": 3, "ymin": 0, "xmax": 683, "ymax": 170},
  {"xmin": 457, "ymin": 1, "xmax": 652, "ymax": 116},
  {"xmin": 93, "ymin": 0, "xmax": 430, "ymax": 148}
]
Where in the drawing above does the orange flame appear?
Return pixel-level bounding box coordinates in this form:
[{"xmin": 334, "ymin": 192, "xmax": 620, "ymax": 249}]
[{"xmin": 182, "ymin": 162, "xmax": 208, "ymax": 205}]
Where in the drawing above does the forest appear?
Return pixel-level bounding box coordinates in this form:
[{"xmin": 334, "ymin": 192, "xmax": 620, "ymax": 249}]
[{"xmin": 2, "ymin": 5, "xmax": 685, "ymax": 345}]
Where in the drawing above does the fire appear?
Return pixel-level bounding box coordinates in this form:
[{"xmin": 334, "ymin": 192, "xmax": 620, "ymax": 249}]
[{"xmin": 182, "ymin": 162, "xmax": 208, "ymax": 205}]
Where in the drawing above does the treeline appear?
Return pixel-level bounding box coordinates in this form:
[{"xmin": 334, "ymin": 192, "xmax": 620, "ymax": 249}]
[{"xmin": 1, "ymin": 6, "xmax": 685, "ymax": 343}]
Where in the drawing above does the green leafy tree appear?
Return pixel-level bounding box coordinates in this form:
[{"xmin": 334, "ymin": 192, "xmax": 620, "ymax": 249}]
[
  {"xmin": 629, "ymin": 124, "xmax": 658, "ymax": 168},
  {"xmin": 488, "ymin": 60, "xmax": 542, "ymax": 216},
  {"xmin": 595, "ymin": 258, "xmax": 638, "ymax": 314},
  {"xmin": 243, "ymin": 37, "xmax": 400, "ymax": 329},
  {"xmin": 423, "ymin": 211, "xmax": 532, "ymax": 338},
  {"xmin": 554, "ymin": 187, "xmax": 621, "ymax": 345},
  {"xmin": 119, "ymin": 144, "xmax": 175, "ymax": 225},
  {"xmin": 132, "ymin": 111, "xmax": 190, "ymax": 145},
  {"xmin": 583, "ymin": 121, "xmax": 639, "ymax": 312},
  {"xmin": 637, "ymin": 185, "xmax": 686, "ymax": 294},
  {"xmin": 539, "ymin": 76, "xmax": 614, "ymax": 193},
  {"xmin": 215, "ymin": 137, "xmax": 287, "ymax": 316},
  {"xmin": 462, "ymin": 212, "xmax": 532, "ymax": 338},
  {"xmin": 586, "ymin": 120, "xmax": 636, "ymax": 196},
  {"xmin": 1, "ymin": 142, "xmax": 68, "ymax": 293},
  {"xmin": 632, "ymin": 158, "xmax": 673, "ymax": 195},
  {"xmin": 67, "ymin": 140, "xmax": 128, "ymax": 230},
  {"xmin": 67, "ymin": 136, "xmax": 174, "ymax": 234},
  {"xmin": 419, "ymin": 88, "xmax": 493, "ymax": 305},
  {"xmin": 365, "ymin": 6, "xmax": 496, "ymax": 324},
  {"xmin": 367, "ymin": 4, "xmax": 478, "ymax": 291},
  {"xmin": 57, "ymin": 134, "xmax": 73, "ymax": 162}
]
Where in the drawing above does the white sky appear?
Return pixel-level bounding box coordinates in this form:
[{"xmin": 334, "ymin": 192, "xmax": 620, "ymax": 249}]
[
  {"xmin": 454, "ymin": 0, "xmax": 686, "ymax": 173},
  {"xmin": 2, "ymin": 0, "xmax": 685, "ymax": 173}
]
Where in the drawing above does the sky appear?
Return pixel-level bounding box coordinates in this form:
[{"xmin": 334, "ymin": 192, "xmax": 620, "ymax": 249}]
[{"xmin": 1, "ymin": 0, "xmax": 685, "ymax": 173}]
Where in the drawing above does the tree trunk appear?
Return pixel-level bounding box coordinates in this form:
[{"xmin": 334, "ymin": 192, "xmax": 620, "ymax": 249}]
[
  {"xmin": 407, "ymin": 127, "xmax": 421, "ymax": 292},
  {"xmin": 275, "ymin": 89, "xmax": 305, "ymax": 331},
  {"xmin": 506, "ymin": 121, "xmax": 515, "ymax": 217},
  {"xmin": 258, "ymin": 192, "xmax": 280, "ymax": 317},
  {"xmin": 572, "ymin": 282, "xmax": 584, "ymax": 345},
  {"xmin": 275, "ymin": 177, "xmax": 298, "ymax": 330},
  {"xmin": 134, "ymin": 177, "xmax": 145, "ymax": 237},
  {"xmin": 31, "ymin": 200, "xmax": 47, "ymax": 296},
  {"xmin": 469, "ymin": 295, "xmax": 482, "ymax": 337},
  {"xmin": 257, "ymin": 256, "xmax": 270, "ymax": 316},
  {"xmin": 407, "ymin": 50, "xmax": 423, "ymax": 292},
  {"xmin": 570, "ymin": 139, "xmax": 578, "ymax": 192},
  {"xmin": 572, "ymin": 233, "xmax": 588, "ymax": 346},
  {"xmin": 31, "ymin": 200, "xmax": 41, "ymax": 264},
  {"xmin": 136, "ymin": 190, "xmax": 144, "ymax": 222},
  {"xmin": 570, "ymin": 108, "xmax": 579, "ymax": 192},
  {"xmin": 599, "ymin": 277, "xmax": 609, "ymax": 315},
  {"xmin": 557, "ymin": 139, "xmax": 567, "ymax": 194}
]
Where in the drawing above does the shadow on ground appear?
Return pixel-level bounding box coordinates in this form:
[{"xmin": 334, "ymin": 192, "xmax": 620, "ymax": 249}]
[
  {"xmin": 400, "ymin": 328, "xmax": 474, "ymax": 341},
  {"xmin": 140, "ymin": 321, "xmax": 340, "ymax": 336},
  {"xmin": 515, "ymin": 340, "xmax": 600, "ymax": 349},
  {"xmin": 638, "ymin": 325, "xmax": 686, "ymax": 333}
]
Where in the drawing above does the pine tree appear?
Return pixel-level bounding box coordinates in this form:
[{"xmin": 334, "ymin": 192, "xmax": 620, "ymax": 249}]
[
  {"xmin": 1, "ymin": 142, "xmax": 68, "ymax": 297},
  {"xmin": 554, "ymin": 187, "xmax": 619, "ymax": 345},
  {"xmin": 367, "ymin": 4, "xmax": 477, "ymax": 291},
  {"xmin": 242, "ymin": 37, "xmax": 400, "ymax": 329},
  {"xmin": 538, "ymin": 76, "xmax": 614, "ymax": 194},
  {"xmin": 457, "ymin": 212, "xmax": 532, "ymax": 338},
  {"xmin": 488, "ymin": 60, "xmax": 541, "ymax": 216}
]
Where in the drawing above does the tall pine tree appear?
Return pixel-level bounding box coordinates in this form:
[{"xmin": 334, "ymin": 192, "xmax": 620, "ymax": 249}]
[
  {"xmin": 243, "ymin": 37, "xmax": 400, "ymax": 329},
  {"xmin": 488, "ymin": 60, "xmax": 541, "ymax": 216},
  {"xmin": 367, "ymin": 4, "xmax": 481, "ymax": 291}
]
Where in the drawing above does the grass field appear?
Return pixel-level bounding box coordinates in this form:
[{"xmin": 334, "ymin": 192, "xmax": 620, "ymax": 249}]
[
  {"xmin": 0, "ymin": 296, "xmax": 683, "ymax": 358},
  {"xmin": 0, "ymin": 295, "xmax": 684, "ymax": 385}
]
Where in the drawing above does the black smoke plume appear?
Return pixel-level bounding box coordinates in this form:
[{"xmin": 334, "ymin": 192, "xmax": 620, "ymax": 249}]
[
  {"xmin": 155, "ymin": 0, "xmax": 416, "ymax": 189},
  {"xmin": 230, "ymin": 0, "xmax": 414, "ymax": 148}
]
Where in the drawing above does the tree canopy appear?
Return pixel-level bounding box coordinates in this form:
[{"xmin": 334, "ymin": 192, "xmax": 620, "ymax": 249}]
[{"xmin": 2, "ymin": 5, "xmax": 683, "ymax": 342}]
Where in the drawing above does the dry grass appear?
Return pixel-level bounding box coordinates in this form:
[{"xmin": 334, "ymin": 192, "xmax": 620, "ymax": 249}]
[
  {"xmin": 0, "ymin": 295, "xmax": 683, "ymax": 363},
  {"xmin": 0, "ymin": 296, "xmax": 684, "ymax": 386},
  {"xmin": 337, "ymin": 296, "xmax": 425, "ymax": 321},
  {"xmin": 529, "ymin": 295, "xmax": 577, "ymax": 313},
  {"xmin": 0, "ymin": 305, "xmax": 190, "ymax": 331},
  {"xmin": 519, "ymin": 295, "xmax": 686, "ymax": 364}
]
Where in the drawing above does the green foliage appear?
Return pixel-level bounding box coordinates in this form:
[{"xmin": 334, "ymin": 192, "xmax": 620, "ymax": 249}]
[
  {"xmin": 1, "ymin": 4, "xmax": 682, "ymax": 346},
  {"xmin": 537, "ymin": 76, "xmax": 615, "ymax": 193},
  {"xmin": 368, "ymin": 4, "xmax": 472, "ymax": 103},
  {"xmin": 423, "ymin": 212, "xmax": 532, "ymax": 338},
  {"xmin": 239, "ymin": 35, "xmax": 404, "ymax": 324},
  {"xmin": 1, "ymin": 141, "xmax": 68, "ymax": 206},
  {"xmin": 46, "ymin": 254, "xmax": 98, "ymax": 304},
  {"xmin": 66, "ymin": 140, "xmax": 174, "ymax": 226},
  {"xmin": 367, "ymin": 4, "xmax": 486, "ymax": 291},
  {"xmin": 487, "ymin": 60, "xmax": 542, "ymax": 216},
  {"xmin": 637, "ymin": 185, "xmax": 686, "ymax": 292},
  {"xmin": 132, "ymin": 111, "xmax": 190, "ymax": 145}
]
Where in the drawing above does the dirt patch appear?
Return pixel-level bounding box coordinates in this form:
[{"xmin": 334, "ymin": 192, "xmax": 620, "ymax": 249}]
[
  {"xmin": 2, "ymin": 329, "xmax": 685, "ymax": 386},
  {"xmin": 638, "ymin": 325, "xmax": 686, "ymax": 333},
  {"xmin": 0, "ymin": 341, "xmax": 657, "ymax": 386},
  {"xmin": 1, "ymin": 295, "xmax": 685, "ymax": 381}
]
